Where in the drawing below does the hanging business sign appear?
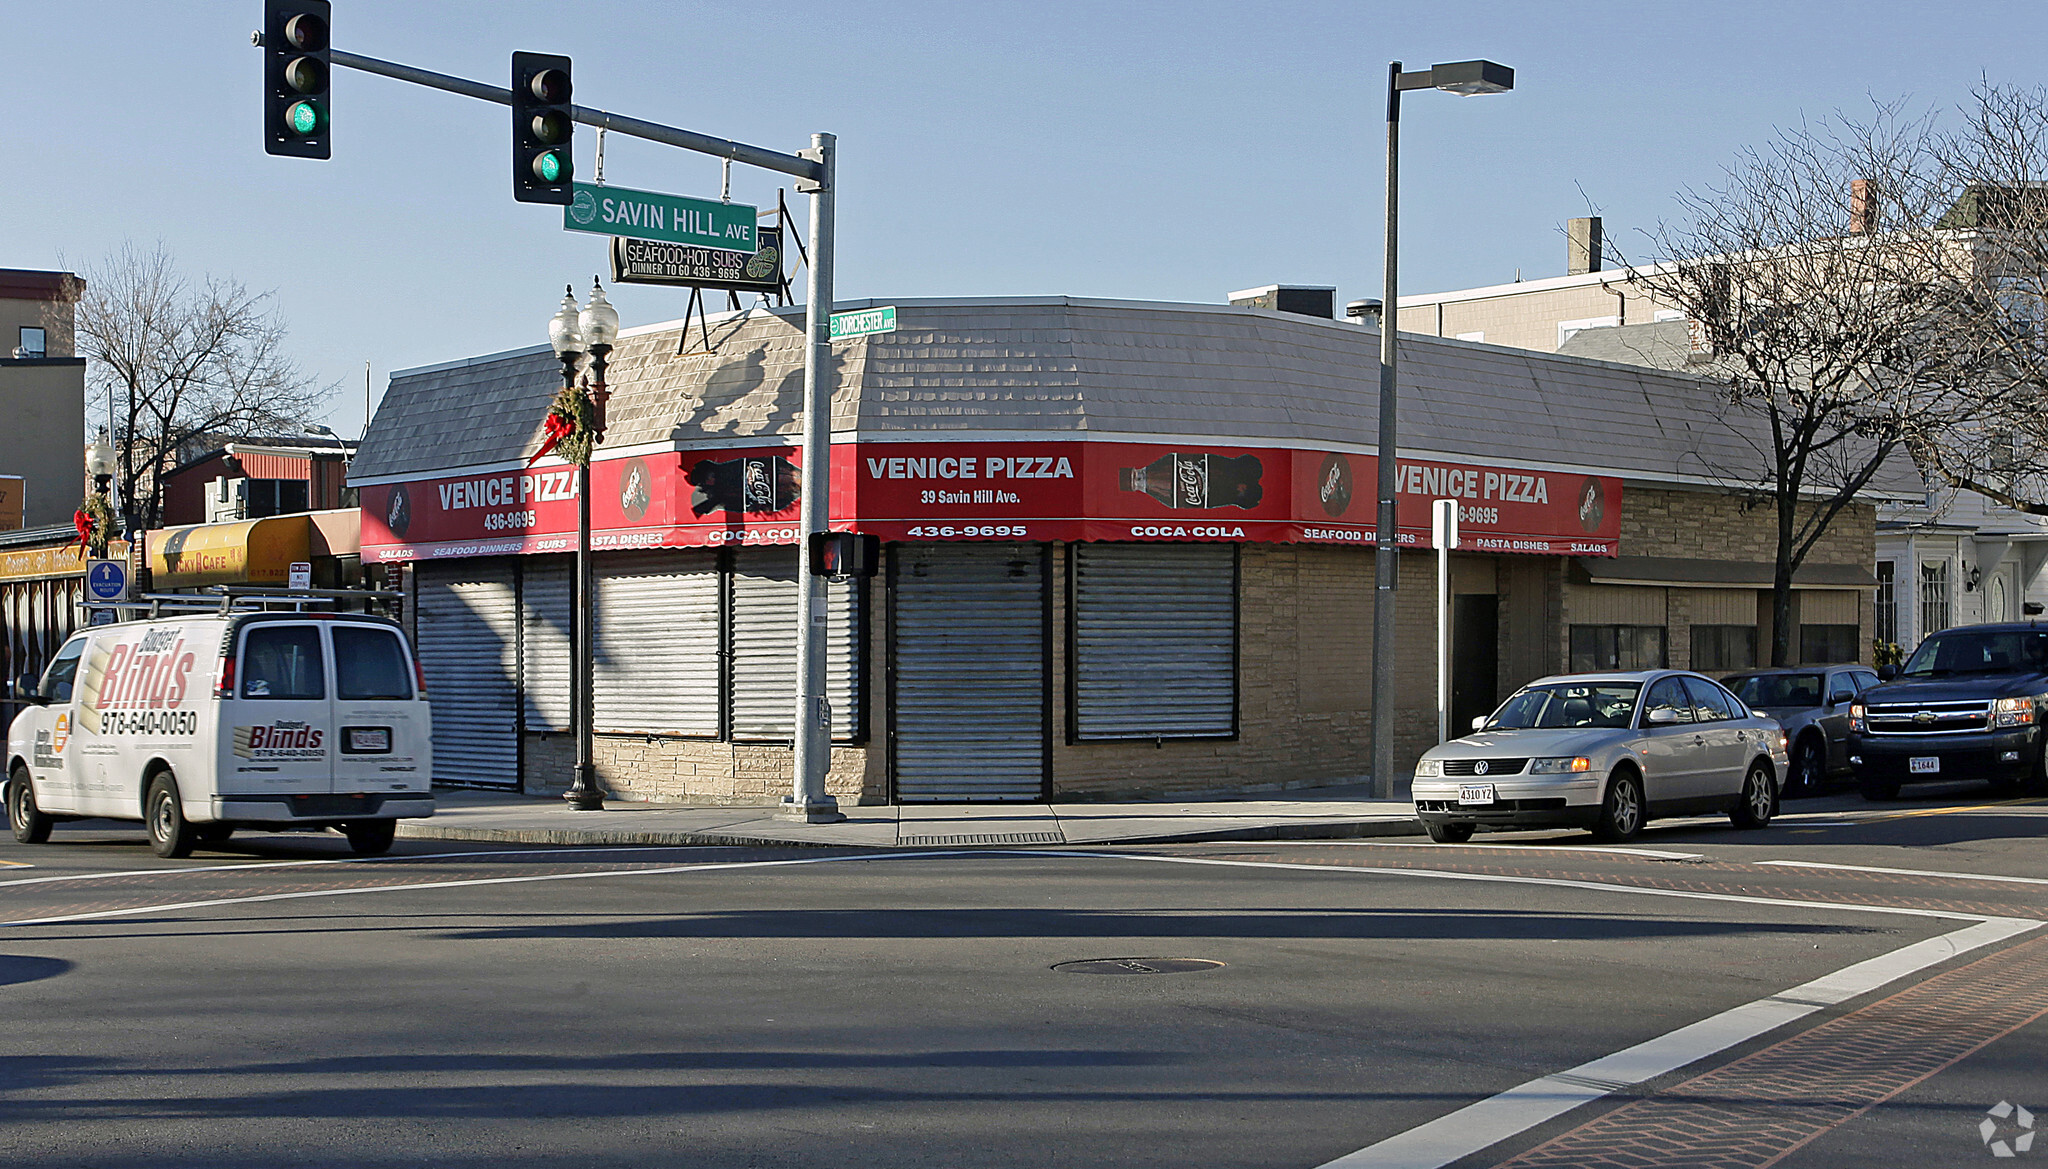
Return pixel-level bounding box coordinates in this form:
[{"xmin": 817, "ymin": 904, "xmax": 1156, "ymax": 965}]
[
  {"xmin": 610, "ymin": 226, "xmax": 784, "ymax": 292},
  {"xmin": 358, "ymin": 442, "xmax": 1623, "ymax": 563},
  {"xmin": 563, "ymin": 183, "xmax": 757, "ymax": 251}
]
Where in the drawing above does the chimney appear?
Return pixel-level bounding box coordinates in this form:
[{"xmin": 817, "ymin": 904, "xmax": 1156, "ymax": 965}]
[
  {"xmin": 1228, "ymin": 284, "xmax": 1337, "ymax": 319},
  {"xmin": 1567, "ymin": 217, "xmax": 1603, "ymax": 275},
  {"xmin": 1850, "ymin": 178, "xmax": 1877, "ymax": 233}
]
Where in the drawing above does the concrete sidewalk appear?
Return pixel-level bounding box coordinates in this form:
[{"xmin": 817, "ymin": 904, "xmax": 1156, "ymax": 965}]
[{"xmin": 396, "ymin": 785, "xmax": 1428, "ymax": 850}]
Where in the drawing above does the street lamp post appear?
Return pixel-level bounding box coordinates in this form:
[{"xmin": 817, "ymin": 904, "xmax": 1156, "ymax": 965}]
[
  {"xmin": 545, "ymin": 286, "xmax": 604, "ymax": 812},
  {"xmin": 1369, "ymin": 59, "xmax": 1513, "ymax": 801}
]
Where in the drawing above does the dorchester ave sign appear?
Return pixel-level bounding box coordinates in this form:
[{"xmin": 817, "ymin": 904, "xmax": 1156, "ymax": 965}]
[{"xmin": 564, "ymin": 182, "xmax": 757, "ymax": 251}]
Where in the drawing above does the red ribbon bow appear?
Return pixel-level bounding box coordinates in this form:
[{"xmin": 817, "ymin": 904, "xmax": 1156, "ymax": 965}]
[{"xmin": 527, "ymin": 410, "xmax": 575, "ymax": 467}]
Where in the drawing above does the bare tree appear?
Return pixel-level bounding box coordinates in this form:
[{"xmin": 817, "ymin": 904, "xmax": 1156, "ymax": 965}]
[
  {"xmin": 67, "ymin": 242, "xmax": 327, "ymax": 529},
  {"xmin": 1905, "ymin": 83, "xmax": 2048, "ymax": 513},
  {"xmin": 1617, "ymin": 104, "xmax": 1980, "ymax": 665}
]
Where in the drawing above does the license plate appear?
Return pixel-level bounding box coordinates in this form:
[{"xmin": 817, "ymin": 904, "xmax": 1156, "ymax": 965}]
[
  {"xmin": 348, "ymin": 727, "xmax": 391, "ymax": 753},
  {"xmin": 1909, "ymin": 756, "xmax": 1940, "ymax": 774},
  {"xmin": 1457, "ymin": 783, "xmax": 1497, "ymax": 806}
]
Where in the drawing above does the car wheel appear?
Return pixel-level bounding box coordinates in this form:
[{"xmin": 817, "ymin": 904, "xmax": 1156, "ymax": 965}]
[
  {"xmin": 1425, "ymin": 822, "xmax": 1475, "ymax": 844},
  {"xmin": 1590, "ymin": 770, "xmax": 1644, "ymax": 843},
  {"xmin": 1731, "ymin": 762, "xmax": 1776, "ymax": 829},
  {"xmin": 1859, "ymin": 776, "xmax": 1900, "ymax": 801},
  {"xmin": 342, "ymin": 820, "xmax": 396, "ymax": 856},
  {"xmin": 1789, "ymin": 735, "xmax": 1827, "ymax": 796},
  {"xmin": 8, "ymin": 766, "xmax": 52, "ymax": 845},
  {"xmin": 146, "ymin": 773, "xmax": 196, "ymax": 859}
]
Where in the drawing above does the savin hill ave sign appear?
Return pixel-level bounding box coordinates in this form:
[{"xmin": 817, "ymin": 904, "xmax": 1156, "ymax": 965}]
[{"xmin": 564, "ymin": 182, "xmax": 757, "ymax": 251}]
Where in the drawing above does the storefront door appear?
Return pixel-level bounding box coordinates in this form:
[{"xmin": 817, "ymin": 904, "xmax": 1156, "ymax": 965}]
[
  {"xmin": 1451, "ymin": 594, "xmax": 1499, "ymax": 733},
  {"xmin": 889, "ymin": 543, "xmax": 1048, "ymax": 801}
]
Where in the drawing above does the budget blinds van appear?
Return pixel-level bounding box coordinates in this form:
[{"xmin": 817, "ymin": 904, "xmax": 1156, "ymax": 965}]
[{"xmin": 5, "ymin": 611, "xmax": 433, "ymax": 857}]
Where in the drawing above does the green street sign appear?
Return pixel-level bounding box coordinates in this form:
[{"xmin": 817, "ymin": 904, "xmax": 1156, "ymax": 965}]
[
  {"xmin": 830, "ymin": 305, "xmax": 897, "ymax": 340},
  {"xmin": 563, "ymin": 183, "xmax": 757, "ymax": 251}
]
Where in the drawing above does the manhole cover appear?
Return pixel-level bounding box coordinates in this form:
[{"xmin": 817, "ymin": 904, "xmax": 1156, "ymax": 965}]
[{"xmin": 1052, "ymin": 958, "xmax": 1225, "ymax": 975}]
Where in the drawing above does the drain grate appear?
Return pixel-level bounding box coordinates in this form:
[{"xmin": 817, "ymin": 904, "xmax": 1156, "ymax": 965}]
[
  {"xmin": 1053, "ymin": 958, "xmax": 1225, "ymax": 975},
  {"xmin": 899, "ymin": 832, "xmax": 1064, "ymax": 846}
]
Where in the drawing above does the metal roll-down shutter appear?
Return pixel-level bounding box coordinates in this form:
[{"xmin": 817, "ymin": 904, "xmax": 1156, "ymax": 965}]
[
  {"xmin": 729, "ymin": 546, "xmax": 862, "ymax": 742},
  {"xmin": 1071, "ymin": 543, "xmax": 1237, "ymax": 740},
  {"xmin": 412, "ymin": 561, "xmax": 520, "ymax": 788},
  {"xmin": 890, "ymin": 543, "xmax": 1047, "ymax": 801},
  {"xmin": 592, "ymin": 550, "xmax": 722, "ymax": 736},
  {"xmin": 519, "ymin": 556, "xmax": 573, "ymax": 733}
]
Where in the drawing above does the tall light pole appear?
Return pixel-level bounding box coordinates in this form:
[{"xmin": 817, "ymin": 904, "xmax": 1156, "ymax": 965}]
[
  {"xmin": 544, "ymin": 287, "xmax": 599, "ymax": 811},
  {"xmin": 1370, "ymin": 59, "xmax": 1514, "ymax": 801}
]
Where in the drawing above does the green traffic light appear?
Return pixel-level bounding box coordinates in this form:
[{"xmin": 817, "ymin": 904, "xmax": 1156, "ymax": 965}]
[
  {"xmin": 287, "ymin": 100, "xmax": 322, "ymax": 136},
  {"xmin": 533, "ymin": 150, "xmax": 566, "ymax": 183}
]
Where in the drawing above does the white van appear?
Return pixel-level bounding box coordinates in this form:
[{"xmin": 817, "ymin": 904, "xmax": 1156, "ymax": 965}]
[{"xmin": 6, "ymin": 611, "xmax": 433, "ymax": 857}]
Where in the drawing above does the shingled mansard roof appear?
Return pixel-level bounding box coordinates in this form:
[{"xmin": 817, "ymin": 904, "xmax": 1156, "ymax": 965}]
[{"xmin": 349, "ymin": 295, "xmax": 1922, "ymax": 499}]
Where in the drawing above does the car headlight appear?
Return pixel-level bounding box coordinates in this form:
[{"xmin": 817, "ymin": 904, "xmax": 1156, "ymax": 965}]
[
  {"xmin": 1415, "ymin": 758, "xmax": 1443, "ymax": 778},
  {"xmin": 1529, "ymin": 756, "xmax": 1592, "ymax": 774},
  {"xmin": 1849, "ymin": 703, "xmax": 1866, "ymax": 734},
  {"xmin": 1994, "ymin": 697, "xmax": 2037, "ymax": 729}
]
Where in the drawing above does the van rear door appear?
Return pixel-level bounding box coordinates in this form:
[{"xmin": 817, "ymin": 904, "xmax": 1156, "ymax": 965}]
[
  {"xmin": 223, "ymin": 622, "xmax": 333, "ymax": 799},
  {"xmin": 329, "ymin": 623, "xmax": 430, "ymax": 797}
]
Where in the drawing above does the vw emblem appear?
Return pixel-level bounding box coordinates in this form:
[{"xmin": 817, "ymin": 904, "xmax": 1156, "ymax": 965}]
[
  {"xmin": 1473, "ymin": 760, "xmax": 1490, "ymax": 776},
  {"xmin": 1914, "ymin": 710, "xmax": 1937, "ymax": 726}
]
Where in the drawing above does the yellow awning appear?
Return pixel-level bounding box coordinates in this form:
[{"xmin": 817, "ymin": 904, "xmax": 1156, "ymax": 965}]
[{"xmin": 148, "ymin": 516, "xmax": 311, "ymax": 588}]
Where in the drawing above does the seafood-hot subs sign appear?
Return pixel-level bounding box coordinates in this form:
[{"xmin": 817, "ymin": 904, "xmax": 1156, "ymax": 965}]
[{"xmin": 357, "ymin": 442, "xmax": 1621, "ymax": 561}]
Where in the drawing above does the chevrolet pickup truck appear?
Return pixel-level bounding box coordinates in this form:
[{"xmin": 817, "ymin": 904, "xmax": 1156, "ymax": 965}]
[{"xmin": 1847, "ymin": 622, "xmax": 2048, "ymax": 800}]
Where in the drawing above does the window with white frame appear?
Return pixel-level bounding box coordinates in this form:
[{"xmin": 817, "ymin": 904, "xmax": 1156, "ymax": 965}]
[
  {"xmin": 1875, "ymin": 561, "xmax": 1897, "ymax": 644},
  {"xmin": 1921, "ymin": 560, "xmax": 1952, "ymax": 637},
  {"xmin": 1557, "ymin": 316, "xmax": 1620, "ymax": 346}
]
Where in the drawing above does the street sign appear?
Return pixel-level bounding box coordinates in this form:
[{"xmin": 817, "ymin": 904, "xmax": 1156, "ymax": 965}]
[
  {"xmin": 829, "ymin": 305, "xmax": 897, "ymax": 340},
  {"xmin": 611, "ymin": 226, "xmax": 784, "ymax": 292},
  {"xmin": 288, "ymin": 561, "xmax": 313, "ymax": 590},
  {"xmin": 86, "ymin": 559, "xmax": 129, "ymax": 602},
  {"xmin": 564, "ymin": 183, "xmax": 757, "ymax": 251}
]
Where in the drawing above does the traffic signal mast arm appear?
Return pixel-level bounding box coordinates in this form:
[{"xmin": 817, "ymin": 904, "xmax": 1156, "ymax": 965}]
[{"xmin": 321, "ymin": 47, "xmax": 824, "ymax": 184}]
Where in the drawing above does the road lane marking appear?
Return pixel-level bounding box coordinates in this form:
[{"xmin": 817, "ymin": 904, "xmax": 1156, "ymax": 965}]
[
  {"xmin": 1852, "ymin": 796, "xmax": 2047, "ymax": 824},
  {"xmin": 1312, "ymin": 917, "xmax": 2042, "ymax": 1169},
  {"xmin": 1332, "ymin": 842, "xmax": 1708, "ymax": 861},
  {"xmin": 1756, "ymin": 858, "xmax": 2048, "ymax": 886},
  {"xmin": 0, "ymin": 843, "xmax": 747, "ymax": 891}
]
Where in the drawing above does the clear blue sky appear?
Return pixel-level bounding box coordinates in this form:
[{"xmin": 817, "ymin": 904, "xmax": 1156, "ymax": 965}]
[{"xmin": 6, "ymin": 1, "xmax": 2043, "ymax": 435}]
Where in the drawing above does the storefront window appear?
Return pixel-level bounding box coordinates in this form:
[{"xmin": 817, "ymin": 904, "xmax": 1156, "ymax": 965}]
[
  {"xmin": 1799, "ymin": 624, "xmax": 1859, "ymax": 665},
  {"xmin": 1691, "ymin": 625, "xmax": 1757, "ymax": 672},
  {"xmin": 1569, "ymin": 624, "xmax": 1667, "ymax": 672}
]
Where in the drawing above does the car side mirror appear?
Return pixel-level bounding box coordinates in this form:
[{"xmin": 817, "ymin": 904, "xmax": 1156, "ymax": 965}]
[
  {"xmin": 1645, "ymin": 707, "xmax": 1679, "ymax": 725},
  {"xmin": 11, "ymin": 676, "xmax": 46, "ymax": 706},
  {"xmin": 1877, "ymin": 665, "xmax": 1897, "ymax": 682},
  {"xmin": 1470, "ymin": 715, "xmax": 1489, "ymax": 732}
]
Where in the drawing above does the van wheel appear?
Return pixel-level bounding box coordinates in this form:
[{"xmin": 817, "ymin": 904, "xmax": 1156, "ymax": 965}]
[
  {"xmin": 8, "ymin": 766, "xmax": 52, "ymax": 844},
  {"xmin": 1590, "ymin": 770, "xmax": 1644, "ymax": 843},
  {"xmin": 342, "ymin": 820, "xmax": 396, "ymax": 856},
  {"xmin": 1731, "ymin": 763, "xmax": 1776, "ymax": 829},
  {"xmin": 146, "ymin": 774, "xmax": 197, "ymax": 859},
  {"xmin": 1425, "ymin": 822, "xmax": 1475, "ymax": 844}
]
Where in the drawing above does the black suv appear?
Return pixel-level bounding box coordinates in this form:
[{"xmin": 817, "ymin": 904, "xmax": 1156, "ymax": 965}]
[{"xmin": 1848, "ymin": 622, "xmax": 2048, "ymax": 799}]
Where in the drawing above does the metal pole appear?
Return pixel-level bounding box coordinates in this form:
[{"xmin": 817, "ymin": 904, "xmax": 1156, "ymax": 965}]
[
  {"xmin": 1435, "ymin": 498, "xmax": 1452, "ymax": 745},
  {"xmin": 1370, "ymin": 61, "xmax": 1403, "ymax": 800},
  {"xmin": 781, "ymin": 132, "xmax": 844, "ymax": 823},
  {"xmin": 566, "ymin": 455, "xmax": 603, "ymax": 809}
]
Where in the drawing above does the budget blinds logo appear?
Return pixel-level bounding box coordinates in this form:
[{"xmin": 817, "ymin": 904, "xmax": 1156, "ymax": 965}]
[
  {"xmin": 233, "ymin": 721, "xmax": 327, "ymax": 761},
  {"xmin": 1982, "ymin": 1101, "xmax": 2036, "ymax": 1158}
]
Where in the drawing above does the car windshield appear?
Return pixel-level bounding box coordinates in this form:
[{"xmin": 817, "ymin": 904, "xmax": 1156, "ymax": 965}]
[
  {"xmin": 1726, "ymin": 673, "xmax": 1824, "ymax": 708},
  {"xmin": 1485, "ymin": 682, "xmax": 1641, "ymax": 730},
  {"xmin": 1900, "ymin": 629, "xmax": 2048, "ymax": 677}
]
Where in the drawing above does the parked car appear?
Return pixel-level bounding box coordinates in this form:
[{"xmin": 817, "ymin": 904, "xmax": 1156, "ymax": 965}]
[
  {"xmin": 7, "ymin": 610, "xmax": 433, "ymax": 857},
  {"xmin": 1721, "ymin": 665, "xmax": 1880, "ymax": 796},
  {"xmin": 1412, "ymin": 670, "xmax": 1788, "ymax": 843},
  {"xmin": 1848, "ymin": 622, "xmax": 2048, "ymax": 800}
]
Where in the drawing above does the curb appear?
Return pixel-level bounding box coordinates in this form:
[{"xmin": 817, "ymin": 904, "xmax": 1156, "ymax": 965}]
[{"xmin": 395, "ymin": 814, "xmax": 1428, "ymax": 851}]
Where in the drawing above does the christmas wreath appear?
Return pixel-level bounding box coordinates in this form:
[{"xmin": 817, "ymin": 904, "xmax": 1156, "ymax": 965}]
[
  {"xmin": 528, "ymin": 383, "xmax": 596, "ymax": 467},
  {"xmin": 72, "ymin": 493, "xmax": 115, "ymax": 558}
]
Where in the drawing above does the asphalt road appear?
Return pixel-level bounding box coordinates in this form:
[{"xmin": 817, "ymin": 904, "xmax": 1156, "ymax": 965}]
[{"xmin": 2, "ymin": 786, "xmax": 2045, "ymax": 1169}]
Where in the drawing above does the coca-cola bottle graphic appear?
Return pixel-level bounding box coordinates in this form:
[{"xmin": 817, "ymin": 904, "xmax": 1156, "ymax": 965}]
[
  {"xmin": 687, "ymin": 455, "xmax": 800, "ymax": 515},
  {"xmin": 1118, "ymin": 452, "xmax": 1263, "ymax": 510}
]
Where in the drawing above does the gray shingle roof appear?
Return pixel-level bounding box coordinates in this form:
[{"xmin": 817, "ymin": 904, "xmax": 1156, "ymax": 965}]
[{"xmin": 349, "ymin": 295, "xmax": 1920, "ymax": 498}]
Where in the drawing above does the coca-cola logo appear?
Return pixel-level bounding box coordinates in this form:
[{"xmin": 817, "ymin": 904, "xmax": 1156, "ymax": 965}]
[
  {"xmin": 1577, "ymin": 477, "xmax": 1606, "ymax": 533},
  {"xmin": 744, "ymin": 459, "xmax": 773, "ymax": 510},
  {"xmin": 1317, "ymin": 453, "xmax": 1353, "ymax": 518},
  {"xmin": 1175, "ymin": 456, "xmax": 1207, "ymax": 507}
]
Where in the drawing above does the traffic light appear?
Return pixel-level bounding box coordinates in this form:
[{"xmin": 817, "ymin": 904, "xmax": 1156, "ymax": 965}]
[
  {"xmin": 262, "ymin": 0, "xmax": 331, "ymax": 158},
  {"xmin": 512, "ymin": 52, "xmax": 574, "ymax": 204},
  {"xmin": 809, "ymin": 532, "xmax": 880, "ymax": 578}
]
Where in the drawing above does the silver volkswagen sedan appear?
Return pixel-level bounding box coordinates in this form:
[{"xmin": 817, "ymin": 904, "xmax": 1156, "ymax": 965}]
[{"xmin": 1411, "ymin": 670, "xmax": 1789, "ymax": 844}]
